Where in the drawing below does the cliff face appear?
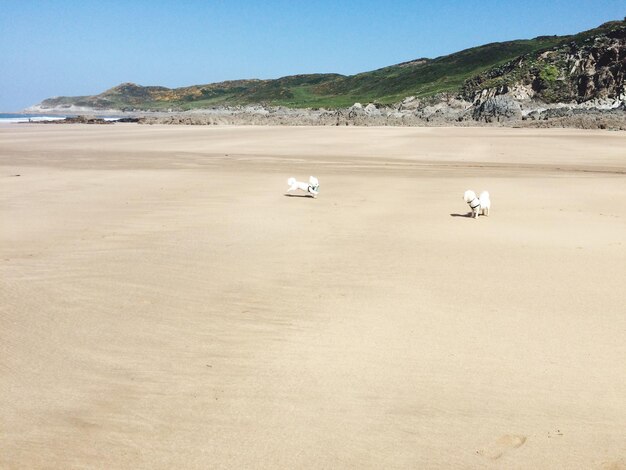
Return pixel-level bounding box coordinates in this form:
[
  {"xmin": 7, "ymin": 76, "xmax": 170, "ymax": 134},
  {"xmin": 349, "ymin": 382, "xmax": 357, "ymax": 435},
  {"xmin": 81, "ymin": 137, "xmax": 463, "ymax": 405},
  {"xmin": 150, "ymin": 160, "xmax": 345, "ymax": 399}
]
[
  {"xmin": 462, "ymin": 22, "xmax": 625, "ymax": 104},
  {"xmin": 571, "ymin": 30, "xmax": 625, "ymax": 102}
]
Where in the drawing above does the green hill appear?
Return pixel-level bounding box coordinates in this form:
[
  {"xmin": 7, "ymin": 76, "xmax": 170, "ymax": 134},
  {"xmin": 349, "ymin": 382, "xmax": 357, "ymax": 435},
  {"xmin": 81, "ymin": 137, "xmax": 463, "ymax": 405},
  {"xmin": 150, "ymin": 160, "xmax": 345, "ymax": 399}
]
[{"xmin": 37, "ymin": 19, "xmax": 625, "ymax": 111}]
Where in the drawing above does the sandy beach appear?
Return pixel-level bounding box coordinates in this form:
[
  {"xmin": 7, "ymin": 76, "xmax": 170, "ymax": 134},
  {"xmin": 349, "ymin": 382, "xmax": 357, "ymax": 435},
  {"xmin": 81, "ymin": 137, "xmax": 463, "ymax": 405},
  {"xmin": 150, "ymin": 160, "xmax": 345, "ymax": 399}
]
[{"xmin": 1, "ymin": 124, "xmax": 625, "ymax": 469}]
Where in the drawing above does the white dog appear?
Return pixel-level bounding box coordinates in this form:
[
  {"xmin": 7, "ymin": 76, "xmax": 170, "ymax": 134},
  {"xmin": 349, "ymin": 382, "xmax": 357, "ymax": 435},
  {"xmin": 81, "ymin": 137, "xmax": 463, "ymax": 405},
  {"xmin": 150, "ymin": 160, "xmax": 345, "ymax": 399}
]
[
  {"xmin": 286, "ymin": 176, "xmax": 319, "ymax": 197},
  {"xmin": 463, "ymin": 190, "xmax": 490, "ymax": 218}
]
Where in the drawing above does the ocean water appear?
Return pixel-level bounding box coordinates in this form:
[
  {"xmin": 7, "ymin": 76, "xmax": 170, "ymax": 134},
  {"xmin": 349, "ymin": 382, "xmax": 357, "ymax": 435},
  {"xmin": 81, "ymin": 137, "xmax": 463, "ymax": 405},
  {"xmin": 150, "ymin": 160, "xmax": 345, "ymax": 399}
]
[
  {"xmin": 0, "ymin": 113, "xmax": 125, "ymax": 124},
  {"xmin": 0, "ymin": 113, "xmax": 71, "ymax": 124}
]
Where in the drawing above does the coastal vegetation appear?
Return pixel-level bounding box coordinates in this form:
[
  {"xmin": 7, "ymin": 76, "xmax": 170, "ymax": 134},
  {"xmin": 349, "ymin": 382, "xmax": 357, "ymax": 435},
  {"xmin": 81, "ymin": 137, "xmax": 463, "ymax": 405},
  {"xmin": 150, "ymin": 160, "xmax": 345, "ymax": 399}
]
[{"xmin": 37, "ymin": 20, "xmax": 625, "ymax": 111}]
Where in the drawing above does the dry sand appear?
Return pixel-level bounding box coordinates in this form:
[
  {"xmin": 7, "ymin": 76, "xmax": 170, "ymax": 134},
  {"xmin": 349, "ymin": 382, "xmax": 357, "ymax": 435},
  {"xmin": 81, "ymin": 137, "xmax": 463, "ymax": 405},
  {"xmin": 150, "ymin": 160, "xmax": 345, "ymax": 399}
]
[{"xmin": 1, "ymin": 124, "xmax": 625, "ymax": 469}]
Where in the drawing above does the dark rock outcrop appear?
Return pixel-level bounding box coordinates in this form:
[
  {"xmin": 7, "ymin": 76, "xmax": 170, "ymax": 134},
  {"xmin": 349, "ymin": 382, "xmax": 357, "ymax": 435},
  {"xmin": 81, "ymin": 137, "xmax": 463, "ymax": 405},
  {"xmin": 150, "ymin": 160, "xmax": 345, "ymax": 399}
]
[
  {"xmin": 40, "ymin": 115, "xmax": 113, "ymax": 124},
  {"xmin": 473, "ymin": 96, "xmax": 523, "ymax": 122}
]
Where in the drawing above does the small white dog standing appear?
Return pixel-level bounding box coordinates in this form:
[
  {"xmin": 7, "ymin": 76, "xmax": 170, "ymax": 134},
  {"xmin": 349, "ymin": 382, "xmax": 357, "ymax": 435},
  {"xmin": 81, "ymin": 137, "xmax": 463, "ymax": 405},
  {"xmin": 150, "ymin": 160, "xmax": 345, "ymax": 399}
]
[
  {"xmin": 463, "ymin": 190, "xmax": 490, "ymax": 218},
  {"xmin": 286, "ymin": 176, "xmax": 319, "ymax": 198}
]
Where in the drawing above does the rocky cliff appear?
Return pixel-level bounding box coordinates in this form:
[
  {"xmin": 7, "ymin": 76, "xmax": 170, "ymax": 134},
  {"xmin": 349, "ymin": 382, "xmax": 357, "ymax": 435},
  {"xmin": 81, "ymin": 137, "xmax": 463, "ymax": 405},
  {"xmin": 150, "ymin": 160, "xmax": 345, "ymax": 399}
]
[{"xmin": 461, "ymin": 22, "xmax": 625, "ymax": 105}]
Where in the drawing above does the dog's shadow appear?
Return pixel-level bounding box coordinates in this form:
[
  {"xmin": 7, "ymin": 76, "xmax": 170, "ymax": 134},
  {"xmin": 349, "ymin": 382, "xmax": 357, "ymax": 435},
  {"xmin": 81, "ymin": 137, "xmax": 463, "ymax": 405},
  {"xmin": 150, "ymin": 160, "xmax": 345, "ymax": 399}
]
[
  {"xmin": 284, "ymin": 194, "xmax": 315, "ymax": 198},
  {"xmin": 450, "ymin": 212, "xmax": 474, "ymax": 218}
]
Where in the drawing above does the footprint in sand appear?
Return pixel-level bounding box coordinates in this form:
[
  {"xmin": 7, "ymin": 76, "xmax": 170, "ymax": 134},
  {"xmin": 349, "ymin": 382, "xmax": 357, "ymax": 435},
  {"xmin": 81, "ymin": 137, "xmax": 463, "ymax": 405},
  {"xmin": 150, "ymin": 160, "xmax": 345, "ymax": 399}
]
[{"xmin": 477, "ymin": 434, "xmax": 527, "ymax": 460}]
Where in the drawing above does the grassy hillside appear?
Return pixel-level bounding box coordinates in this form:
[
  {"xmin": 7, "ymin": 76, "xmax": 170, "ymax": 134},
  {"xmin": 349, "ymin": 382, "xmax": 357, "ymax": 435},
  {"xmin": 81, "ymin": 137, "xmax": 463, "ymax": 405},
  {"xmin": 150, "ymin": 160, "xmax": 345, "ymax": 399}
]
[
  {"xmin": 307, "ymin": 37, "xmax": 567, "ymax": 106},
  {"xmin": 38, "ymin": 19, "xmax": 625, "ymax": 110}
]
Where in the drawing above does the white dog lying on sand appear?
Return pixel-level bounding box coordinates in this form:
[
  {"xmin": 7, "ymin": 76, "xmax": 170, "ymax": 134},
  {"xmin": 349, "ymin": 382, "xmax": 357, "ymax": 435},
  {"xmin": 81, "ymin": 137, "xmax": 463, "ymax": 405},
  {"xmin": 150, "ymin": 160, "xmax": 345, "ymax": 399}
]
[
  {"xmin": 463, "ymin": 190, "xmax": 490, "ymax": 218},
  {"xmin": 286, "ymin": 176, "xmax": 319, "ymax": 197}
]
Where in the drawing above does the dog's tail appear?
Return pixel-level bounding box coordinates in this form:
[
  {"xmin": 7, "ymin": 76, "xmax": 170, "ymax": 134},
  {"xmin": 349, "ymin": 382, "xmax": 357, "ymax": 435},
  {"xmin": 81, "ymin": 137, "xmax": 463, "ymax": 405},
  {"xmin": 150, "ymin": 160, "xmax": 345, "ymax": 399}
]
[
  {"xmin": 287, "ymin": 177, "xmax": 296, "ymax": 186},
  {"xmin": 479, "ymin": 191, "xmax": 490, "ymax": 201}
]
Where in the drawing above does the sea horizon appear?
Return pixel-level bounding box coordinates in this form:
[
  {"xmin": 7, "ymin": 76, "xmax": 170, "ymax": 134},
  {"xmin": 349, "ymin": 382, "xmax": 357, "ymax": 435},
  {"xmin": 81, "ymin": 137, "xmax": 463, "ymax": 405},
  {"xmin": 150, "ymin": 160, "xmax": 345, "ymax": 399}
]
[{"xmin": 0, "ymin": 113, "xmax": 128, "ymax": 124}]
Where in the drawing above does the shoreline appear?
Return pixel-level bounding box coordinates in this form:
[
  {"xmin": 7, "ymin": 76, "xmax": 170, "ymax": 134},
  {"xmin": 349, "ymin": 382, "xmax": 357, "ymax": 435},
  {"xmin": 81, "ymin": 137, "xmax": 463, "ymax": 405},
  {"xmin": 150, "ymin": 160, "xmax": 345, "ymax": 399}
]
[{"xmin": 11, "ymin": 104, "xmax": 626, "ymax": 130}]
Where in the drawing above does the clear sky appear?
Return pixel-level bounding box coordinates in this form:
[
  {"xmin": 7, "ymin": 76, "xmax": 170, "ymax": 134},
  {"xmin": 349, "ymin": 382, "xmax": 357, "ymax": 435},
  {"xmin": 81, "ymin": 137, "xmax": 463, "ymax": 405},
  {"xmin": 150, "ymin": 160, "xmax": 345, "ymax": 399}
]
[{"xmin": 1, "ymin": 0, "xmax": 624, "ymax": 111}]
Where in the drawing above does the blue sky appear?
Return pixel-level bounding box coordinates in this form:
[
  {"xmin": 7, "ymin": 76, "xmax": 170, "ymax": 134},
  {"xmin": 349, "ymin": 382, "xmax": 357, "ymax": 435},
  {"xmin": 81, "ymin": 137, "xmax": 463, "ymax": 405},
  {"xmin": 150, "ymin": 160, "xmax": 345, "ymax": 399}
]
[{"xmin": 1, "ymin": 0, "xmax": 624, "ymax": 111}]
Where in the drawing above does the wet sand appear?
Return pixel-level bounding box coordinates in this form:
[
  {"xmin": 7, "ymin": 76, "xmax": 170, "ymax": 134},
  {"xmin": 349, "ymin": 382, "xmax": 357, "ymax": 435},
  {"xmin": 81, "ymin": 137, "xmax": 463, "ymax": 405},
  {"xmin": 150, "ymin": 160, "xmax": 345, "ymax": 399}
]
[{"xmin": 1, "ymin": 125, "xmax": 625, "ymax": 469}]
